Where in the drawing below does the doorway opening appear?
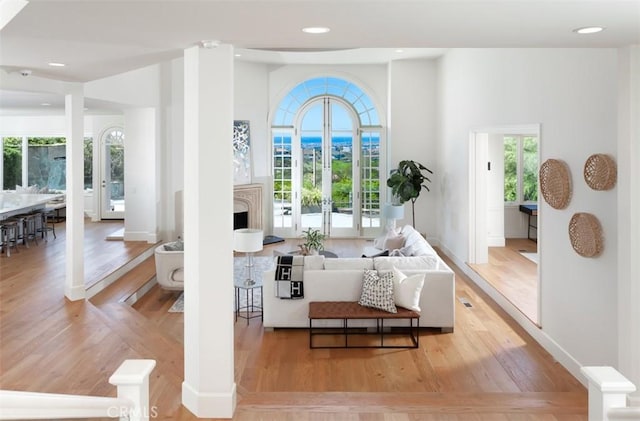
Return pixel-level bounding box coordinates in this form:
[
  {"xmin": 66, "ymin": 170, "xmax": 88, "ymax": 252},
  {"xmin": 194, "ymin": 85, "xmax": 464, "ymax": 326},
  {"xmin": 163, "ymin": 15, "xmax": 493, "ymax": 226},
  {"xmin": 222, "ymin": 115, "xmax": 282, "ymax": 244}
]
[{"xmin": 467, "ymin": 125, "xmax": 540, "ymax": 325}]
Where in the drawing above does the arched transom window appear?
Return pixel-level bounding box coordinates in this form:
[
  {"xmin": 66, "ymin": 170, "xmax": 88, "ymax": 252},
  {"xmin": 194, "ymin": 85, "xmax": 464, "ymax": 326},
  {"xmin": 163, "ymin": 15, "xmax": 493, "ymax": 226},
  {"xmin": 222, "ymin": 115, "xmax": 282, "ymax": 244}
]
[{"xmin": 271, "ymin": 76, "xmax": 384, "ymax": 239}]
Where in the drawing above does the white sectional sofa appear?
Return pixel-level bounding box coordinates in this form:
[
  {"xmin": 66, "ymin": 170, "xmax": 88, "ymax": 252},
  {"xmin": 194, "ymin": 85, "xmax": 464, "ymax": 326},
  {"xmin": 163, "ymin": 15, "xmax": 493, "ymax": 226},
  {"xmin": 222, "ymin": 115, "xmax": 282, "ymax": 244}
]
[{"xmin": 262, "ymin": 225, "xmax": 455, "ymax": 332}]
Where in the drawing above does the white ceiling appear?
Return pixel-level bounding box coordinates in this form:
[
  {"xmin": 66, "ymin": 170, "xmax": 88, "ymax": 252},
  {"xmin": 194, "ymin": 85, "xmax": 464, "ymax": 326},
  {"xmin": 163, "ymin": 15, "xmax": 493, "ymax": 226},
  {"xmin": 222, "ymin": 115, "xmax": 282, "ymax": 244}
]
[{"xmin": 0, "ymin": 0, "xmax": 639, "ymax": 111}]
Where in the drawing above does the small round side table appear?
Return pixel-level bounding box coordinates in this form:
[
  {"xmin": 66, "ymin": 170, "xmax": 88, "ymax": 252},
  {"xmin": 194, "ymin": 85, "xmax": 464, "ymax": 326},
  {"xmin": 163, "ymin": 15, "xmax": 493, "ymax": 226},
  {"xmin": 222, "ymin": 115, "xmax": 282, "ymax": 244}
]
[{"xmin": 234, "ymin": 278, "xmax": 263, "ymax": 325}]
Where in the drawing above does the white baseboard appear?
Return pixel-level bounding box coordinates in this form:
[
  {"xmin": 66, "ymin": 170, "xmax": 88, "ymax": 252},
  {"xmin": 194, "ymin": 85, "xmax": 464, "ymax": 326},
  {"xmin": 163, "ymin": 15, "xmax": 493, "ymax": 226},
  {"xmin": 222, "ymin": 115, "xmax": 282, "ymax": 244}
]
[
  {"xmin": 438, "ymin": 243, "xmax": 586, "ymax": 387},
  {"xmin": 487, "ymin": 236, "xmax": 506, "ymax": 247},
  {"xmin": 123, "ymin": 231, "xmax": 158, "ymax": 243},
  {"xmin": 181, "ymin": 381, "xmax": 236, "ymax": 418},
  {"xmin": 64, "ymin": 284, "xmax": 86, "ymax": 301}
]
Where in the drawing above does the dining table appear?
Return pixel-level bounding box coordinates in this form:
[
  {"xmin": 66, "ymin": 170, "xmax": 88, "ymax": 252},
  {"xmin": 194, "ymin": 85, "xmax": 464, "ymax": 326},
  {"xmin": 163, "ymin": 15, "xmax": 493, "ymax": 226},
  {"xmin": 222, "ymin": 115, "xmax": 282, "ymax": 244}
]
[{"xmin": 0, "ymin": 192, "xmax": 65, "ymax": 221}]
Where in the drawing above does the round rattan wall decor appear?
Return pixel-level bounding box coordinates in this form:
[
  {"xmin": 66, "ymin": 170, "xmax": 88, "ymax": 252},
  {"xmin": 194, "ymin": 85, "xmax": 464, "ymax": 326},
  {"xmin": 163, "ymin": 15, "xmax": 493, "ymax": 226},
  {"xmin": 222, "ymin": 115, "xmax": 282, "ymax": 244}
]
[
  {"xmin": 539, "ymin": 159, "xmax": 572, "ymax": 209},
  {"xmin": 568, "ymin": 212, "xmax": 603, "ymax": 257},
  {"xmin": 584, "ymin": 153, "xmax": 617, "ymax": 191}
]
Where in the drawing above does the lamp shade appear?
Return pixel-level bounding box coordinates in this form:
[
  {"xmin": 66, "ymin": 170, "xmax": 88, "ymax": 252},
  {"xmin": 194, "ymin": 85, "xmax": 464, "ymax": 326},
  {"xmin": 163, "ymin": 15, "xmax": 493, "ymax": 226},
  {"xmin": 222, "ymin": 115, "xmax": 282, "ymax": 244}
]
[
  {"xmin": 383, "ymin": 203, "xmax": 404, "ymax": 219},
  {"xmin": 233, "ymin": 229, "xmax": 263, "ymax": 253}
]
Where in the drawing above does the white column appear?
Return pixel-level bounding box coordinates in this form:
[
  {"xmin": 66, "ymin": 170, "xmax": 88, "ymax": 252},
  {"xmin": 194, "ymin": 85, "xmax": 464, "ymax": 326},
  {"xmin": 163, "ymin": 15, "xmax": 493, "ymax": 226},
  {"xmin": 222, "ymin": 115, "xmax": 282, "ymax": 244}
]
[
  {"xmin": 0, "ymin": 137, "xmax": 3, "ymax": 191},
  {"xmin": 618, "ymin": 44, "xmax": 640, "ymax": 405},
  {"xmin": 21, "ymin": 136, "xmax": 27, "ymax": 185},
  {"xmin": 64, "ymin": 87, "xmax": 86, "ymax": 301},
  {"xmin": 182, "ymin": 43, "xmax": 235, "ymax": 418}
]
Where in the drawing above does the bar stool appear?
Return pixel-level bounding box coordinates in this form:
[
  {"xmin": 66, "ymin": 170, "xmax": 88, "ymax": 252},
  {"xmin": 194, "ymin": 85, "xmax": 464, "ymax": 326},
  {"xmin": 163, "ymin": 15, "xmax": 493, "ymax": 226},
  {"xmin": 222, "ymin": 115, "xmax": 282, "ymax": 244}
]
[
  {"xmin": 0, "ymin": 220, "xmax": 19, "ymax": 257},
  {"xmin": 37, "ymin": 210, "xmax": 56, "ymax": 241},
  {"xmin": 20, "ymin": 213, "xmax": 39, "ymax": 247}
]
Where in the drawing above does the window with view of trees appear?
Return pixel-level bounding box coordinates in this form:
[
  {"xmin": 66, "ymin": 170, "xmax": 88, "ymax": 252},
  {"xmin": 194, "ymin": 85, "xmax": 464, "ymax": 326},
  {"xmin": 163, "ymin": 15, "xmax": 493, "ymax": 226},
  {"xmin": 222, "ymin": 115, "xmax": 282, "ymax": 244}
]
[
  {"xmin": 504, "ymin": 135, "xmax": 538, "ymax": 203},
  {"xmin": 1, "ymin": 136, "xmax": 93, "ymax": 191}
]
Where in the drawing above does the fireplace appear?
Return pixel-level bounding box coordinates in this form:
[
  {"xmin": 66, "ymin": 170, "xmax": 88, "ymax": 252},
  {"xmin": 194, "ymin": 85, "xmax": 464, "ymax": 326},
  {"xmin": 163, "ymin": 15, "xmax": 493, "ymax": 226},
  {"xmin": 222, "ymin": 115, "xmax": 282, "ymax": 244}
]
[{"xmin": 233, "ymin": 184, "xmax": 262, "ymax": 231}]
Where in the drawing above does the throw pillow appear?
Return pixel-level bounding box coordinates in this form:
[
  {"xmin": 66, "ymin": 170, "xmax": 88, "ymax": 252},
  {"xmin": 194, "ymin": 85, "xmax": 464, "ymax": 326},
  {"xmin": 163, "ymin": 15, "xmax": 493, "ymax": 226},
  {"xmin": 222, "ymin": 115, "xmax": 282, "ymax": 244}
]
[
  {"xmin": 358, "ymin": 269, "xmax": 397, "ymax": 313},
  {"xmin": 383, "ymin": 234, "xmax": 405, "ymax": 251},
  {"xmin": 164, "ymin": 240, "xmax": 184, "ymax": 251},
  {"xmin": 392, "ymin": 267, "xmax": 425, "ymax": 312}
]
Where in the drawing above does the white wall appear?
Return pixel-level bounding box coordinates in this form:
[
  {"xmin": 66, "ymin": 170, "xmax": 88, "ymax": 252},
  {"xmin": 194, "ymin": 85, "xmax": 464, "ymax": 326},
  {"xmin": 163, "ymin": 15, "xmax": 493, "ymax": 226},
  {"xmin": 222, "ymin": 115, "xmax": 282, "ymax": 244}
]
[
  {"xmin": 123, "ymin": 107, "xmax": 158, "ymax": 242},
  {"xmin": 235, "ymin": 61, "xmax": 270, "ymax": 179},
  {"xmin": 487, "ymin": 134, "xmax": 505, "ymax": 246},
  {"xmin": 617, "ymin": 45, "xmax": 640, "ymax": 401},
  {"xmin": 388, "ymin": 59, "xmax": 439, "ymax": 239},
  {"xmin": 438, "ymin": 49, "xmax": 619, "ymax": 373}
]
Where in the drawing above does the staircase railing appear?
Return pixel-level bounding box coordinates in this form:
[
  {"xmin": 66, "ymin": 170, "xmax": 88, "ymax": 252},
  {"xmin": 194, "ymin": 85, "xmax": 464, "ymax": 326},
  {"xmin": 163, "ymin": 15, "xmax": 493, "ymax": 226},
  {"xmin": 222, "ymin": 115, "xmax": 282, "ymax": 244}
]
[
  {"xmin": 582, "ymin": 366, "xmax": 640, "ymax": 421},
  {"xmin": 0, "ymin": 359, "xmax": 156, "ymax": 421}
]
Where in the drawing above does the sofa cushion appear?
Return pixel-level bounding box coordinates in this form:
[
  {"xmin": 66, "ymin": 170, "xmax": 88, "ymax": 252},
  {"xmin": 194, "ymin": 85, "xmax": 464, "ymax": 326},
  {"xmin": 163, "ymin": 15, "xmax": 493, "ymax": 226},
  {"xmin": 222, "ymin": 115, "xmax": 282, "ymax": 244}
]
[
  {"xmin": 303, "ymin": 255, "xmax": 325, "ymax": 270},
  {"xmin": 372, "ymin": 227, "xmax": 401, "ymax": 249},
  {"xmin": 383, "ymin": 234, "xmax": 405, "ymax": 251},
  {"xmin": 324, "ymin": 258, "xmax": 374, "ymax": 270},
  {"xmin": 358, "ymin": 269, "xmax": 397, "ymax": 313},
  {"xmin": 400, "ymin": 225, "xmax": 438, "ymax": 256},
  {"xmin": 373, "ymin": 255, "xmax": 438, "ymax": 271},
  {"xmin": 392, "ymin": 267, "xmax": 425, "ymax": 312}
]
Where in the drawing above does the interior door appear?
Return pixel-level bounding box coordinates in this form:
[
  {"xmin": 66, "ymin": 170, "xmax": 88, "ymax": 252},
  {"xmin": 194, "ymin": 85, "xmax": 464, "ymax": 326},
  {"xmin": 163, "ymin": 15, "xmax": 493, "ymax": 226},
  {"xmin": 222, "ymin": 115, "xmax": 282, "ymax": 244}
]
[{"xmin": 100, "ymin": 127, "xmax": 125, "ymax": 219}]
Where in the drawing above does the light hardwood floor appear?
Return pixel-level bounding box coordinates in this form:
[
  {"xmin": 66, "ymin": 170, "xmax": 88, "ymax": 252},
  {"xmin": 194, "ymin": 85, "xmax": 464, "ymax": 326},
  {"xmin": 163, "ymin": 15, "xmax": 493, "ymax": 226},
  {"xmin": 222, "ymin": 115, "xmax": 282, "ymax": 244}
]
[
  {"xmin": 468, "ymin": 239, "xmax": 539, "ymax": 324},
  {"xmin": 0, "ymin": 224, "xmax": 586, "ymax": 420}
]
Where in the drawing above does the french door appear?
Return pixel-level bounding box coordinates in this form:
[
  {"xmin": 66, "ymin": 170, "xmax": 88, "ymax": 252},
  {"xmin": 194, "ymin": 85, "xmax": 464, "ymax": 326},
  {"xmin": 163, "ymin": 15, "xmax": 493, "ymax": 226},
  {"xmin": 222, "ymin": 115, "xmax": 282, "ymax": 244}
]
[
  {"xmin": 100, "ymin": 127, "xmax": 125, "ymax": 219},
  {"xmin": 296, "ymin": 98, "xmax": 359, "ymax": 238}
]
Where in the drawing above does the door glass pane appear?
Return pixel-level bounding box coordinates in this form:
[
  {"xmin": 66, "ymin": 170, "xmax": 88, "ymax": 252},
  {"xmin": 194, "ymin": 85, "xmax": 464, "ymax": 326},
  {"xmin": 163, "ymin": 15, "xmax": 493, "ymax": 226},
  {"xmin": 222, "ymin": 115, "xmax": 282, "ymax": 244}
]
[
  {"xmin": 330, "ymin": 102, "xmax": 353, "ymax": 229},
  {"xmin": 28, "ymin": 137, "xmax": 66, "ymax": 191},
  {"xmin": 301, "ymin": 103, "xmax": 322, "ymax": 229},
  {"xmin": 273, "ymin": 131, "xmax": 293, "ymax": 228},
  {"xmin": 104, "ymin": 129, "xmax": 125, "ymax": 213},
  {"xmin": 84, "ymin": 138, "xmax": 93, "ymax": 190},
  {"xmin": 2, "ymin": 137, "xmax": 22, "ymax": 190},
  {"xmin": 522, "ymin": 136, "xmax": 538, "ymax": 202},
  {"xmin": 503, "ymin": 136, "xmax": 517, "ymax": 202},
  {"xmin": 361, "ymin": 131, "xmax": 381, "ymax": 228}
]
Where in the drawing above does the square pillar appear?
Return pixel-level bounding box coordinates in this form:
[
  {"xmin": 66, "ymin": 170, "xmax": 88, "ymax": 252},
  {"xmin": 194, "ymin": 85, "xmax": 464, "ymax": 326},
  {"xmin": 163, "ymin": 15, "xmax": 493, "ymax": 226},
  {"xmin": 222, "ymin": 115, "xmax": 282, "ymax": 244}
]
[
  {"xmin": 182, "ymin": 43, "xmax": 236, "ymax": 418},
  {"xmin": 65, "ymin": 87, "xmax": 85, "ymax": 301}
]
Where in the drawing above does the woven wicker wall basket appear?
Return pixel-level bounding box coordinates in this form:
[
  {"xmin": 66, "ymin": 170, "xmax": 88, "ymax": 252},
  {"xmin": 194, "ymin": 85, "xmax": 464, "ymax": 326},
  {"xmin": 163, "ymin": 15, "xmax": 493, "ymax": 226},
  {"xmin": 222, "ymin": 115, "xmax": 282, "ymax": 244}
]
[
  {"xmin": 568, "ymin": 212, "xmax": 604, "ymax": 257},
  {"xmin": 584, "ymin": 153, "xmax": 617, "ymax": 191},
  {"xmin": 539, "ymin": 159, "xmax": 572, "ymax": 209}
]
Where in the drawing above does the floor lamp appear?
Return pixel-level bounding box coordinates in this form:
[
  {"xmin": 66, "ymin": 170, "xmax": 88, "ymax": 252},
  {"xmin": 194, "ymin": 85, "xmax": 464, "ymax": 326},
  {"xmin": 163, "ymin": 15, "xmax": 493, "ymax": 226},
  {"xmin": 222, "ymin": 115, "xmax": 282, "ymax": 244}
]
[
  {"xmin": 383, "ymin": 203, "xmax": 405, "ymax": 234},
  {"xmin": 233, "ymin": 228, "xmax": 263, "ymax": 286}
]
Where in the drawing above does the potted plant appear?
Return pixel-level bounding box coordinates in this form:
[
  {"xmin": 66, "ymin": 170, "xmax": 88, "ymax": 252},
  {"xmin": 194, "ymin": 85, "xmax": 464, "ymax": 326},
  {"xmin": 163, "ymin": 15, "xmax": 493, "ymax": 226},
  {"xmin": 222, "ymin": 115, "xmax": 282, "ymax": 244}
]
[
  {"xmin": 386, "ymin": 160, "xmax": 433, "ymax": 228},
  {"xmin": 299, "ymin": 227, "xmax": 325, "ymax": 255}
]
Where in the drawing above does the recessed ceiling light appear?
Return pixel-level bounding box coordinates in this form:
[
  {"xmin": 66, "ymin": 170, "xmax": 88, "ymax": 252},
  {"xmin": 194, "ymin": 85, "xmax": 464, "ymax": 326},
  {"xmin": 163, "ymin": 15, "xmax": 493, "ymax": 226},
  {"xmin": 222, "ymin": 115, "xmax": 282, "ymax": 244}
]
[
  {"xmin": 302, "ymin": 26, "xmax": 330, "ymax": 34},
  {"xmin": 48, "ymin": 62, "xmax": 65, "ymax": 67},
  {"xmin": 395, "ymin": 49, "xmax": 404, "ymax": 53},
  {"xmin": 234, "ymin": 53, "xmax": 242, "ymax": 57},
  {"xmin": 573, "ymin": 26, "xmax": 605, "ymax": 34},
  {"xmin": 41, "ymin": 102, "xmax": 51, "ymax": 106}
]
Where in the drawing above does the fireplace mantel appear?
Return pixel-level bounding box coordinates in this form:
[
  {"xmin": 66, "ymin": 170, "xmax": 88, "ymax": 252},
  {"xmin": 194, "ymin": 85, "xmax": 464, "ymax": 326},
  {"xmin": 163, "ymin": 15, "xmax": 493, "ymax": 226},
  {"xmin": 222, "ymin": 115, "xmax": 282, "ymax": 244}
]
[{"xmin": 233, "ymin": 184, "xmax": 262, "ymax": 230}]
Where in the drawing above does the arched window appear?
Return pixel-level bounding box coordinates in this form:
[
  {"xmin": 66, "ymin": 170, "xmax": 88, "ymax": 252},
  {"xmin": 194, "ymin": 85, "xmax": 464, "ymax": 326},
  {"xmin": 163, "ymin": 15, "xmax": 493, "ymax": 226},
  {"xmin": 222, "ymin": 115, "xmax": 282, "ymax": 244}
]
[{"xmin": 271, "ymin": 77, "xmax": 384, "ymax": 238}]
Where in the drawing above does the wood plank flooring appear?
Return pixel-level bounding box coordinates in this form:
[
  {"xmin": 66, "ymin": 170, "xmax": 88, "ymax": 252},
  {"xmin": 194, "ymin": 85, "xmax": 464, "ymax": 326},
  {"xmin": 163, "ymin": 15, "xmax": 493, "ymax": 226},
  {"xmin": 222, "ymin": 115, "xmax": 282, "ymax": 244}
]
[
  {"xmin": 0, "ymin": 226, "xmax": 586, "ymax": 420},
  {"xmin": 468, "ymin": 239, "xmax": 539, "ymax": 324}
]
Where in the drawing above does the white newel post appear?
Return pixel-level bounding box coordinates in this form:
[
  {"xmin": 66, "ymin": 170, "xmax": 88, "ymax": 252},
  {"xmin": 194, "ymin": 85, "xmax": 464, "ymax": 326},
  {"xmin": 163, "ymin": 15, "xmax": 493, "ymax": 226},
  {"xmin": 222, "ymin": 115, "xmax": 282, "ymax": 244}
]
[
  {"xmin": 109, "ymin": 359, "xmax": 157, "ymax": 421},
  {"xmin": 182, "ymin": 43, "xmax": 236, "ymax": 417},
  {"xmin": 581, "ymin": 366, "xmax": 637, "ymax": 421},
  {"xmin": 65, "ymin": 86, "xmax": 86, "ymax": 301}
]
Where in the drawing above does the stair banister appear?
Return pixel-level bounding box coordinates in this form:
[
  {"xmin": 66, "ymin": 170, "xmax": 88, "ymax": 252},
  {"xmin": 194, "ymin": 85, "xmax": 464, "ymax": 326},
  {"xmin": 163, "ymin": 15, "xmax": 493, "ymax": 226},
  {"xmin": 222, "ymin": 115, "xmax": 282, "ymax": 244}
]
[
  {"xmin": 0, "ymin": 359, "xmax": 156, "ymax": 421},
  {"xmin": 581, "ymin": 366, "xmax": 637, "ymax": 421}
]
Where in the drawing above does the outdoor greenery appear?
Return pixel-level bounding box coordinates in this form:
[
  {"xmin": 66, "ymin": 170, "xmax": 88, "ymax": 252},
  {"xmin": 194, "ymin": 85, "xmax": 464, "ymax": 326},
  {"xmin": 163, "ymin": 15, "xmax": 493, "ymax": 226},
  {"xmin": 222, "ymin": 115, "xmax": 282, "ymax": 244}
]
[
  {"xmin": 2, "ymin": 137, "xmax": 94, "ymax": 191},
  {"xmin": 504, "ymin": 136, "xmax": 538, "ymax": 202},
  {"xmin": 2, "ymin": 137, "xmax": 22, "ymax": 189}
]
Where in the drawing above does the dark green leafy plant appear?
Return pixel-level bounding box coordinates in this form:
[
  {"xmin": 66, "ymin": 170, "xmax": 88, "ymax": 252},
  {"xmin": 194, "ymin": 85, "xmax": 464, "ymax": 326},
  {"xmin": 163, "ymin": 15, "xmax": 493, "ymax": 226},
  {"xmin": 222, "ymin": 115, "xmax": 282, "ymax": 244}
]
[
  {"xmin": 386, "ymin": 160, "xmax": 433, "ymax": 228},
  {"xmin": 300, "ymin": 227, "xmax": 325, "ymax": 255}
]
